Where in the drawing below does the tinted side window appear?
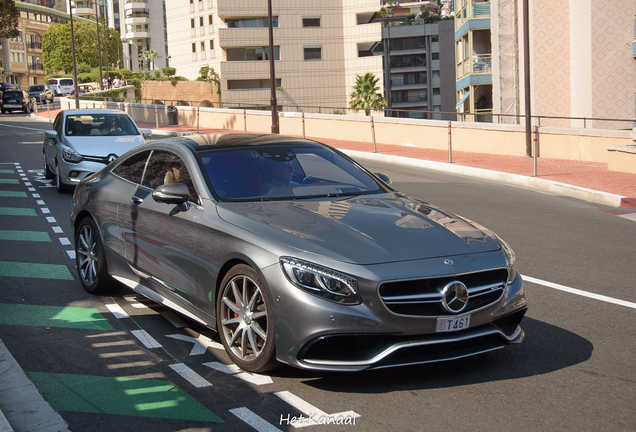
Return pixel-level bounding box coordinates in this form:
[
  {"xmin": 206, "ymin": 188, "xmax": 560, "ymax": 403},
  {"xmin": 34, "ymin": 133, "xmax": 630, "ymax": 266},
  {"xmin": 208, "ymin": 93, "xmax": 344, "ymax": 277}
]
[
  {"xmin": 52, "ymin": 113, "xmax": 63, "ymax": 135},
  {"xmin": 142, "ymin": 151, "xmax": 198, "ymax": 202},
  {"xmin": 112, "ymin": 151, "xmax": 151, "ymax": 184}
]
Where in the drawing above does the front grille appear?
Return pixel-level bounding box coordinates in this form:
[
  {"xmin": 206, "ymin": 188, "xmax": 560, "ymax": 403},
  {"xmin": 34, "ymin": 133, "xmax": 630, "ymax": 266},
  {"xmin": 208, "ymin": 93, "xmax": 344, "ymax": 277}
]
[
  {"xmin": 300, "ymin": 332, "xmax": 508, "ymax": 368},
  {"xmin": 379, "ymin": 269, "xmax": 508, "ymax": 316}
]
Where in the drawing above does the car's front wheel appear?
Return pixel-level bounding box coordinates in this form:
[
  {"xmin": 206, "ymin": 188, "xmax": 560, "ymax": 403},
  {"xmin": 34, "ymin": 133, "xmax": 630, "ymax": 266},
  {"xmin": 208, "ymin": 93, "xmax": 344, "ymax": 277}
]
[
  {"xmin": 55, "ymin": 162, "xmax": 69, "ymax": 193},
  {"xmin": 217, "ymin": 265, "xmax": 278, "ymax": 373},
  {"xmin": 76, "ymin": 217, "xmax": 113, "ymax": 294},
  {"xmin": 43, "ymin": 154, "xmax": 54, "ymax": 179}
]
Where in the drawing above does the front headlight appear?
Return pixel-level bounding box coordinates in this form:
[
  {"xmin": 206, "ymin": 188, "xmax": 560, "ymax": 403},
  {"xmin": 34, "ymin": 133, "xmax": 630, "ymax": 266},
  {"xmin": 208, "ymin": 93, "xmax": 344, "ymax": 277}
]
[
  {"xmin": 280, "ymin": 257, "xmax": 360, "ymax": 305},
  {"xmin": 497, "ymin": 237, "xmax": 517, "ymax": 285},
  {"xmin": 62, "ymin": 145, "xmax": 83, "ymax": 163}
]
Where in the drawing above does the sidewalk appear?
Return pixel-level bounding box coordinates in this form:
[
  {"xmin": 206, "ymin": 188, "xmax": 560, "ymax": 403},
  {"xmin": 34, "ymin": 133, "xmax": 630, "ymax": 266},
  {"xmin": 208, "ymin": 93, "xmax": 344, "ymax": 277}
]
[{"xmin": 0, "ymin": 107, "xmax": 633, "ymax": 432}]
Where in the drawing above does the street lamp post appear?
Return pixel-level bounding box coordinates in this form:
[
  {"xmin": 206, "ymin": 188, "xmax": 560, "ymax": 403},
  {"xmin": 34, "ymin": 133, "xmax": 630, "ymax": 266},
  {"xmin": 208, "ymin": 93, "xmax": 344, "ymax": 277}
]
[
  {"xmin": 95, "ymin": 0, "xmax": 103, "ymax": 89},
  {"xmin": 267, "ymin": 0, "xmax": 279, "ymax": 134},
  {"xmin": 69, "ymin": 1, "xmax": 80, "ymax": 109},
  {"xmin": 102, "ymin": 1, "xmax": 109, "ymax": 84}
]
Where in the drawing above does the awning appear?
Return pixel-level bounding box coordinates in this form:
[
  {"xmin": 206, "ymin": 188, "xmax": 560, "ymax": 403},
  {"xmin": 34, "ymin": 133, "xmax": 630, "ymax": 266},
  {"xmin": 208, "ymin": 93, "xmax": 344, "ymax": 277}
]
[{"xmin": 456, "ymin": 91, "xmax": 470, "ymax": 109}]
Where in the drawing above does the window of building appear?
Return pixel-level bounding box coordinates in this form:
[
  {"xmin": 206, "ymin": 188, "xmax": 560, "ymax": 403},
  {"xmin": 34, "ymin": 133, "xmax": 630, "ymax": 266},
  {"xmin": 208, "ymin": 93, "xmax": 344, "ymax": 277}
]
[
  {"xmin": 432, "ymin": 70, "xmax": 440, "ymax": 78},
  {"xmin": 432, "ymin": 53, "xmax": 439, "ymax": 60},
  {"xmin": 210, "ymin": 40, "xmax": 214, "ymax": 50},
  {"xmin": 303, "ymin": 17, "xmax": 320, "ymax": 27},
  {"xmin": 390, "ymin": 36, "xmax": 426, "ymax": 50},
  {"xmin": 433, "ymin": 88, "xmax": 440, "ymax": 95},
  {"xmin": 209, "ymin": 14, "xmax": 213, "ymax": 25},
  {"xmin": 192, "ymin": 43, "xmax": 196, "ymax": 53},
  {"xmin": 432, "ymin": 35, "xmax": 439, "ymax": 43},
  {"xmin": 191, "ymin": 18, "xmax": 195, "ymax": 29},
  {"xmin": 227, "ymin": 46, "xmax": 279, "ymax": 61},
  {"xmin": 304, "ymin": 47, "xmax": 321, "ymax": 60},
  {"xmin": 227, "ymin": 78, "xmax": 281, "ymax": 90},
  {"xmin": 199, "ymin": 16, "xmax": 204, "ymax": 26},
  {"xmin": 226, "ymin": 17, "xmax": 277, "ymax": 28},
  {"xmin": 201, "ymin": 41, "xmax": 205, "ymax": 52},
  {"xmin": 390, "ymin": 54, "xmax": 425, "ymax": 68}
]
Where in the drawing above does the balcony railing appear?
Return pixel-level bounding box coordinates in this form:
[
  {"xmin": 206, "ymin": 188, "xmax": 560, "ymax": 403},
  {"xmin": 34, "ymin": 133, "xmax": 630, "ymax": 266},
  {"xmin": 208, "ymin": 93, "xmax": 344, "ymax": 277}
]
[
  {"xmin": 473, "ymin": 2, "xmax": 491, "ymax": 17},
  {"xmin": 28, "ymin": 63, "xmax": 44, "ymax": 71},
  {"xmin": 27, "ymin": 42, "xmax": 42, "ymax": 50},
  {"xmin": 472, "ymin": 54, "xmax": 491, "ymax": 73}
]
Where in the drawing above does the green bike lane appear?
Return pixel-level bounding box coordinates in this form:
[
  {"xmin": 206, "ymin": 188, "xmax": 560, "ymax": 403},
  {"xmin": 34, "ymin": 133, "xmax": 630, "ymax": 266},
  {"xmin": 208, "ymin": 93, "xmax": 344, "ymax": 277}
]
[{"xmin": 0, "ymin": 165, "xmax": 230, "ymax": 431}]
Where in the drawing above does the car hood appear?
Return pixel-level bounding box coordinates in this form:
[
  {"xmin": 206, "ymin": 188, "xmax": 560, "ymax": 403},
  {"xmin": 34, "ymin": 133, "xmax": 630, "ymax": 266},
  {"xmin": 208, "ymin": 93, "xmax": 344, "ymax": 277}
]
[
  {"xmin": 65, "ymin": 135, "xmax": 145, "ymax": 157},
  {"xmin": 216, "ymin": 194, "xmax": 501, "ymax": 264}
]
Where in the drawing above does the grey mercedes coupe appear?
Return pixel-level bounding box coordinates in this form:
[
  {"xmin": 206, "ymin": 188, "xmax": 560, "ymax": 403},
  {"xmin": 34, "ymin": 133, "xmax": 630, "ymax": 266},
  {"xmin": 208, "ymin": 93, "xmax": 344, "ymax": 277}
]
[{"xmin": 71, "ymin": 134, "xmax": 527, "ymax": 373}]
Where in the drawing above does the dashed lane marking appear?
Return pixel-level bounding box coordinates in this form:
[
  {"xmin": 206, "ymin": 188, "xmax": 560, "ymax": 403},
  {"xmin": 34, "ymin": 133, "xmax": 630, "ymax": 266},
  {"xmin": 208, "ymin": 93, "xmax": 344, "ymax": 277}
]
[{"xmin": 168, "ymin": 363, "xmax": 213, "ymax": 388}]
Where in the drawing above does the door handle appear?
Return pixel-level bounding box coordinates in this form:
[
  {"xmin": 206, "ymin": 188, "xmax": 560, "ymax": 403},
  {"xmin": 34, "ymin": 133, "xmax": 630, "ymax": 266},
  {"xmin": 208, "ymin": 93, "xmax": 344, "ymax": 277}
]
[{"xmin": 131, "ymin": 196, "xmax": 143, "ymax": 205}]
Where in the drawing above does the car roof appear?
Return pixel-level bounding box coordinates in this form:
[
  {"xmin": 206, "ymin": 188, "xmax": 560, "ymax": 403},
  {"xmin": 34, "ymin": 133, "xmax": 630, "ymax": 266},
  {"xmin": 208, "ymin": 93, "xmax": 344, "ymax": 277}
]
[{"xmin": 152, "ymin": 134, "xmax": 327, "ymax": 153}]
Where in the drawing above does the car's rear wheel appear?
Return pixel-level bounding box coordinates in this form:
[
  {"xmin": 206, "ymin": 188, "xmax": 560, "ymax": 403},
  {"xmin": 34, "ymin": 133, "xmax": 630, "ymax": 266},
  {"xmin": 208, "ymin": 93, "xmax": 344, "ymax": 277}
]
[
  {"xmin": 43, "ymin": 154, "xmax": 54, "ymax": 179},
  {"xmin": 217, "ymin": 265, "xmax": 278, "ymax": 373},
  {"xmin": 76, "ymin": 218, "xmax": 113, "ymax": 294}
]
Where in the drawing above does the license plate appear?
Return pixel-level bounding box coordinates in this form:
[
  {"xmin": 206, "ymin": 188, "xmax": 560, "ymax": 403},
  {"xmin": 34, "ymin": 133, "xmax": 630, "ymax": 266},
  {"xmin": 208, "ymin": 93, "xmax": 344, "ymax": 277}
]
[
  {"xmin": 436, "ymin": 315, "xmax": 471, "ymax": 333},
  {"xmin": 5, "ymin": 104, "xmax": 21, "ymax": 108}
]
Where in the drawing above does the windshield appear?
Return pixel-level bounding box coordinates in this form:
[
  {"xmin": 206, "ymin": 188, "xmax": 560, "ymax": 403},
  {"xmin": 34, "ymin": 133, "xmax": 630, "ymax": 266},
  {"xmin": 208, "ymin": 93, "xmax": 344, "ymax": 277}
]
[
  {"xmin": 199, "ymin": 145, "xmax": 383, "ymax": 201},
  {"xmin": 65, "ymin": 114, "xmax": 140, "ymax": 137},
  {"xmin": 28, "ymin": 85, "xmax": 44, "ymax": 92}
]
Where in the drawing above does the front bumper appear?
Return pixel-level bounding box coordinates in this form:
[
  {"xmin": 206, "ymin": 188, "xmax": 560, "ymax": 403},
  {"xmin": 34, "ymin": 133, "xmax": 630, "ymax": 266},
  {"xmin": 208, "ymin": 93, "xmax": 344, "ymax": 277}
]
[
  {"xmin": 263, "ymin": 258, "xmax": 527, "ymax": 371},
  {"xmin": 58, "ymin": 160, "xmax": 106, "ymax": 185}
]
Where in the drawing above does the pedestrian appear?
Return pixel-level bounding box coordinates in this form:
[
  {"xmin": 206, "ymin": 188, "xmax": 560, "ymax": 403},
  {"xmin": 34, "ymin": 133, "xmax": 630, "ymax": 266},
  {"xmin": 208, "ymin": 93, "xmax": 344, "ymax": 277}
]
[
  {"xmin": 121, "ymin": 76, "xmax": 127, "ymax": 87},
  {"xmin": 107, "ymin": 76, "xmax": 112, "ymax": 89},
  {"xmin": 102, "ymin": 77, "xmax": 107, "ymax": 90},
  {"xmin": 113, "ymin": 77, "xmax": 120, "ymax": 88}
]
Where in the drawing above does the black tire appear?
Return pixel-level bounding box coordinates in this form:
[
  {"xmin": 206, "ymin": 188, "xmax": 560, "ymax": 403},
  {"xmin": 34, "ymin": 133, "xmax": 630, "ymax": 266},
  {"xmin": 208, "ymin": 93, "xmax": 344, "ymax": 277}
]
[
  {"xmin": 55, "ymin": 163, "xmax": 69, "ymax": 193},
  {"xmin": 217, "ymin": 264, "xmax": 278, "ymax": 373},
  {"xmin": 43, "ymin": 153, "xmax": 54, "ymax": 180},
  {"xmin": 76, "ymin": 217, "xmax": 113, "ymax": 294}
]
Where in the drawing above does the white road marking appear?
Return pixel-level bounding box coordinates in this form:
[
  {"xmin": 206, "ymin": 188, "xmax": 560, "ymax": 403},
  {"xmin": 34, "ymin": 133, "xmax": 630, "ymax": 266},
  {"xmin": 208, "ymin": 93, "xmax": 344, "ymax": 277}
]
[
  {"xmin": 168, "ymin": 363, "xmax": 212, "ymax": 388},
  {"xmin": 131, "ymin": 330, "xmax": 162, "ymax": 349},
  {"xmin": 66, "ymin": 250, "xmax": 75, "ymax": 260},
  {"xmin": 58, "ymin": 237, "xmax": 70, "ymax": 246},
  {"xmin": 106, "ymin": 303, "xmax": 130, "ymax": 319},
  {"xmin": 523, "ymin": 275, "xmax": 636, "ymax": 310},
  {"xmin": 274, "ymin": 391, "xmax": 360, "ymax": 428},
  {"xmin": 230, "ymin": 407, "xmax": 281, "ymax": 432},
  {"xmin": 52, "ymin": 227, "xmax": 63, "ymax": 233},
  {"xmin": 202, "ymin": 361, "xmax": 273, "ymax": 386},
  {"xmin": 165, "ymin": 333, "xmax": 224, "ymax": 355},
  {"xmin": 619, "ymin": 213, "xmax": 636, "ymax": 221}
]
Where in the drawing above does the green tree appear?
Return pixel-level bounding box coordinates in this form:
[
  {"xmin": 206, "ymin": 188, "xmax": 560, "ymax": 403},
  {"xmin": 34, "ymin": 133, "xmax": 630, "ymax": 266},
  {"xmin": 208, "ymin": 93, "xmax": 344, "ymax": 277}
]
[
  {"xmin": 196, "ymin": 64, "xmax": 220, "ymax": 83},
  {"xmin": 0, "ymin": 0, "xmax": 19, "ymax": 42},
  {"xmin": 141, "ymin": 48, "xmax": 161, "ymax": 70},
  {"xmin": 349, "ymin": 72, "xmax": 387, "ymax": 116},
  {"xmin": 42, "ymin": 22, "xmax": 122, "ymax": 74}
]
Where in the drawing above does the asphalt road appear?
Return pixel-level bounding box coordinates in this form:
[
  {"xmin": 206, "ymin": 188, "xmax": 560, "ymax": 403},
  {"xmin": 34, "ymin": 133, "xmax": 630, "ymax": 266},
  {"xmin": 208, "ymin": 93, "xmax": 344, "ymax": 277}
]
[{"xmin": 1, "ymin": 116, "xmax": 635, "ymax": 432}]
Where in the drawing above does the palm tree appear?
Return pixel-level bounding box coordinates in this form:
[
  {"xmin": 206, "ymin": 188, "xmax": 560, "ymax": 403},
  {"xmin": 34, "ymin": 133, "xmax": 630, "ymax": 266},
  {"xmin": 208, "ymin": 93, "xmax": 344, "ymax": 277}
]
[
  {"xmin": 141, "ymin": 48, "xmax": 162, "ymax": 71},
  {"xmin": 349, "ymin": 72, "xmax": 387, "ymax": 116}
]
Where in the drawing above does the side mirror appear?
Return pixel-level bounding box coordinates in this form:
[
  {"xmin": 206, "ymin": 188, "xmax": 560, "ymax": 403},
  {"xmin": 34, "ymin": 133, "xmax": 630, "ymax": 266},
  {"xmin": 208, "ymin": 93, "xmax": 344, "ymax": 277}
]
[
  {"xmin": 142, "ymin": 129, "xmax": 152, "ymax": 138},
  {"xmin": 375, "ymin": 173, "xmax": 392, "ymax": 186},
  {"xmin": 45, "ymin": 130, "xmax": 58, "ymax": 140},
  {"xmin": 152, "ymin": 183, "xmax": 190, "ymax": 212}
]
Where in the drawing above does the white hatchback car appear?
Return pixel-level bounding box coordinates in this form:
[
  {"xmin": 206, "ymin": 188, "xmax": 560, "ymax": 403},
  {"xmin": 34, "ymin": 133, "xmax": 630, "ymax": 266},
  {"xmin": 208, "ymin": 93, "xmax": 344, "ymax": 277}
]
[{"xmin": 43, "ymin": 109, "xmax": 152, "ymax": 192}]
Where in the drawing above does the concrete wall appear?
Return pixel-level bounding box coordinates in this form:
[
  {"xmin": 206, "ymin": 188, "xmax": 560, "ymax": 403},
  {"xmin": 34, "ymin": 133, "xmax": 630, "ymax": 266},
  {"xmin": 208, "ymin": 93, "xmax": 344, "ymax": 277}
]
[
  {"xmin": 141, "ymin": 81, "xmax": 220, "ymax": 106},
  {"xmin": 59, "ymin": 97, "xmax": 634, "ymax": 172}
]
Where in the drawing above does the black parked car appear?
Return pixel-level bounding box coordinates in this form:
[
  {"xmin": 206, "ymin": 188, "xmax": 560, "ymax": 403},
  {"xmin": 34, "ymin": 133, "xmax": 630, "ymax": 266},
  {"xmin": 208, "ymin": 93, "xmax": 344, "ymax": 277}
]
[
  {"xmin": 27, "ymin": 84, "xmax": 54, "ymax": 104},
  {"xmin": 1, "ymin": 89, "xmax": 34, "ymax": 114},
  {"xmin": 0, "ymin": 83, "xmax": 14, "ymax": 92}
]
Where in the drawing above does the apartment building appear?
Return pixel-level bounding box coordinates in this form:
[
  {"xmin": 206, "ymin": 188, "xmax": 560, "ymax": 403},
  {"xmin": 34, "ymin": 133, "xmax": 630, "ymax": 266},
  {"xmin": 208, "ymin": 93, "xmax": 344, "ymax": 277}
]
[
  {"xmin": 164, "ymin": 0, "xmax": 455, "ymax": 113},
  {"xmin": 1, "ymin": 1, "xmax": 91, "ymax": 88},
  {"xmin": 455, "ymin": 0, "xmax": 636, "ymax": 128}
]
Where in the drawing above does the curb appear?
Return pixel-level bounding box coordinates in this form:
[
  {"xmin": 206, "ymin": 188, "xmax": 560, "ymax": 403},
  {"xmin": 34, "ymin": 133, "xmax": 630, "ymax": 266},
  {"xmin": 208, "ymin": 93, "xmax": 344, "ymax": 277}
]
[
  {"xmin": 0, "ymin": 339, "xmax": 70, "ymax": 432},
  {"xmin": 344, "ymin": 150, "xmax": 625, "ymax": 208}
]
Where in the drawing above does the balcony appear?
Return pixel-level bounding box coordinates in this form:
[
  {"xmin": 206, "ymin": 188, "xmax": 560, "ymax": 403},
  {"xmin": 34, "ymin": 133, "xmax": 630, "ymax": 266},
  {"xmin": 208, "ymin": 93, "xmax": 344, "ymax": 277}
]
[
  {"xmin": 125, "ymin": 31, "xmax": 150, "ymax": 39},
  {"xmin": 28, "ymin": 63, "xmax": 44, "ymax": 72},
  {"xmin": 26, "ymin": 41, "xmax": 42, "ymax": 50},
  {"xmin": 472, "ymin": 1, "xmax": 491, "ymax": 17},
  {"xmin": 472, "ymin": 54, "xmax": 491, "ymax": 73},
  {"xmin": 125, "ymin": 16, "xmax": 150, "ymax": 25}
]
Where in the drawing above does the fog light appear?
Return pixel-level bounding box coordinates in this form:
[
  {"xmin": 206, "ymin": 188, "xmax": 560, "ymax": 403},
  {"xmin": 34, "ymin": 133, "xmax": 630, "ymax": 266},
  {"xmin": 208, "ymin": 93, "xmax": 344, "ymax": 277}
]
[{"xmin": 68, "ymin": 171, "xmax": 79, "ymax": 178}]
